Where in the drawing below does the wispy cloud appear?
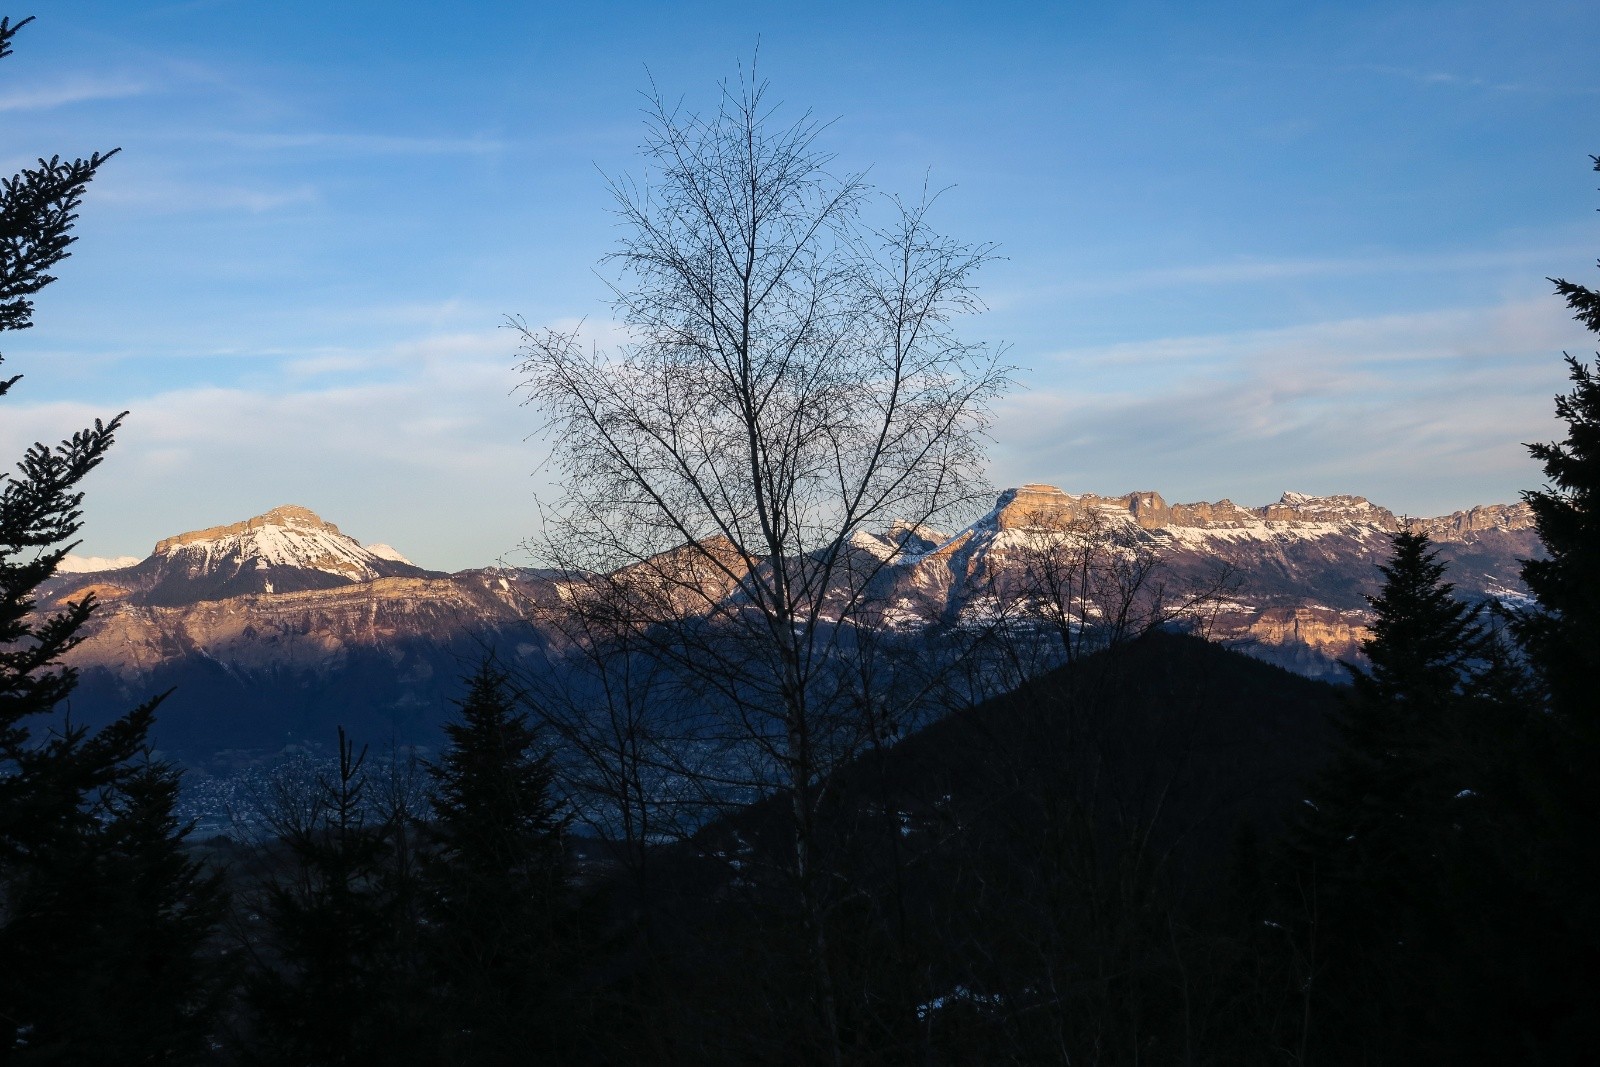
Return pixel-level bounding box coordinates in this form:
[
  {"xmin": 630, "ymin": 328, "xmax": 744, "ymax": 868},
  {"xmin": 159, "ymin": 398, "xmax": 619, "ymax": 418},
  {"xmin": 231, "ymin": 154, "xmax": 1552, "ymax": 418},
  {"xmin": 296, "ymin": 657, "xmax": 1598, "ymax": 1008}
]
[
  {"xmin": 96, "ymin": 178, "xmax": 320, "ymax": 215},
  {"xmin": 1046, "ymin": 299, "xmax": 1574, "ymax": 372},
  {"xmin": 532, "ymin": 317, "xmax": 641, "ymax": 352},
  {"xmin": 997, "ymin": 245, "xmax": 1588, "ymax": 308},
  {"xmin": 990, "ymin": 296, "xmax": 1591, "ymax": 515},
  {"xmin": 12, "ymin": 298, "xmax": 1581, "ymax": 566},
  {"xmin": 0, "ymin": 76, "xmax": 149, "ymax": 112},
  {"xmin": 1198, "ymin": 55, "xmax": 1598, "ymax": 97},
  {"xmin": 209, "ymin": 131, "xmax": 508, "ymax": 156},
  {"xmin": 0, "ymin": 331, "xmax": 540, "ymax": 570},
  {"xmin": 1362, "ymin": 64, "xmax": 1533, "ymax": 94},
  {"xmin": 278, "ymin": 329, "xmax": 510, "ymax": 380}
]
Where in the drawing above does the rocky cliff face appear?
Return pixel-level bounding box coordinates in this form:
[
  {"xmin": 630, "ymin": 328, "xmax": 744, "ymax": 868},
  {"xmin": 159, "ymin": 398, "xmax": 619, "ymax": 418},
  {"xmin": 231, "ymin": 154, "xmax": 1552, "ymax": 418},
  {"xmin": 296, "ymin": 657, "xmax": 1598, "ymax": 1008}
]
[
  {"xmin": 1218, "ymin": 605, "xmax": 1372, "ymax": 679},
  {"xmin": 865, "ymin": 484, "xmax": 1536, "ymax": 679},
  {"xmin": 48, "ymin": 490, "xmax": 1540, "ymax": 756},
  {"xmin": 1410, "ymin": 502, "xmax": 1535, "ymax": 541}
]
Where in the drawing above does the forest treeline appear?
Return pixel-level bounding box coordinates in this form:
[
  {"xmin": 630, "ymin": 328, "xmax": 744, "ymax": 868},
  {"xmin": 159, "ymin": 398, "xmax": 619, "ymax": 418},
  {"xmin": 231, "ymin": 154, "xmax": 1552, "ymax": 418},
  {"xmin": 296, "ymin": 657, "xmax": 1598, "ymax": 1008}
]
[{"xmin": 5, "ymin": 16, "xmax": 1600, "ymax": 1063}]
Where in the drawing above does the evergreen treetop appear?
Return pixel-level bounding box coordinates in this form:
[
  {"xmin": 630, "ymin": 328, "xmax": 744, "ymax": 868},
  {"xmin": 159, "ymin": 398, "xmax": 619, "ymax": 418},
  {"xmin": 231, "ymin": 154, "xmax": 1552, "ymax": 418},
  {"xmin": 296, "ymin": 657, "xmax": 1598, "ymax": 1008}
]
[
  {"xmin": 428, "ymin": 660, "xmax": 566, "ymax": 878},
  {"xmin": 1521, "ymin": 156, "xmax": 1600, "ymax": 724},
  {"xmin": 424, "ymin": 660, "xmax": 574, "ymax": 1064},
  {"xmin": 1352, "ymin": 528, "xmax": 1487, "ymax": 707},
  {"xmin": 1306, "ymin": 529, "xmax": 1489, "ymax": 860}
]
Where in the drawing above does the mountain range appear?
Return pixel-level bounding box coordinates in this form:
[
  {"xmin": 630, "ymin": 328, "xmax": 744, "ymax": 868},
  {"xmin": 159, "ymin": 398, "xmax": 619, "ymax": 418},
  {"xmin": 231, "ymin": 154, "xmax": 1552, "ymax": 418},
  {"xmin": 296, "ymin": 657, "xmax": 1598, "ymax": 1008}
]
[{"xmin": 42, "ymin": 487, "xmax": 1539, "ymax": 762}]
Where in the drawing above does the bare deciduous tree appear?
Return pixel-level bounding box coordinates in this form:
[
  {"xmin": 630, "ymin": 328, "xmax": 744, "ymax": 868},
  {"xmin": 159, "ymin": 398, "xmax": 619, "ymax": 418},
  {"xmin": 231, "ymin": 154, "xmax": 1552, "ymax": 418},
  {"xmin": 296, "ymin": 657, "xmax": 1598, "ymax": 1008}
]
[{"xmin": 513, "ymin": 67, "xmax": 1008, "ymax": 1060}]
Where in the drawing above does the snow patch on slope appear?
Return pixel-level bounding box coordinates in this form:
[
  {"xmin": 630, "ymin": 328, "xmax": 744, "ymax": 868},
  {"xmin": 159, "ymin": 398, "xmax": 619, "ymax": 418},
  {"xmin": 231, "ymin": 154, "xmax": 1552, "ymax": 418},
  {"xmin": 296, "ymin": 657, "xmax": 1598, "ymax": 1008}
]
[
  {"xmin": 365, "ymin": 543, "xmax": 413, "ymax": 565},
  {"xmin": 57, "ymin": 554, "xmax": 141, "ymax": 573},
  {"xmin": 1158, "ymin": 520, "xmax": 1388, "ymax": 547}
]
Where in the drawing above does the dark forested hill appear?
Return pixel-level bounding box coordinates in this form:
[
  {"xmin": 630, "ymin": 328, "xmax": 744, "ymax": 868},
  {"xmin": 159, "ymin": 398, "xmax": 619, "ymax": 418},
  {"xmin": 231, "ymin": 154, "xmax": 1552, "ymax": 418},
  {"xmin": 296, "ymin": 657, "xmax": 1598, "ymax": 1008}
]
[{"xmin": 600, "ymin": 633, "xmax": 1342, "ymax": 1063}]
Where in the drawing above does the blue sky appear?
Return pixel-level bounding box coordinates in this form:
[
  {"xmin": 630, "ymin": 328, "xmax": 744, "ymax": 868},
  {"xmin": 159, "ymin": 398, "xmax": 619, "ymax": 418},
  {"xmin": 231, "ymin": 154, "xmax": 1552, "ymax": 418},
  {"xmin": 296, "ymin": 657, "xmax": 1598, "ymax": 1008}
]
[{"xmin": 2, "ymin": 1, "xmax": 1597, "ymax": 569}]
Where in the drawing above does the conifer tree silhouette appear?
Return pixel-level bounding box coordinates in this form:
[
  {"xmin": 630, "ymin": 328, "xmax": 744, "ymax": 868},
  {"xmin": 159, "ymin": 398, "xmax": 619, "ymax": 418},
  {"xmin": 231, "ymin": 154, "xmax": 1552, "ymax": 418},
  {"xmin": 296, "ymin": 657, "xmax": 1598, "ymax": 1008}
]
[
  {"xmin": 424, "ymin": 660, "xmax": 574, "ymax": 1064},
  {"xmin": 1283, "ymin": 530, "xmax": 1491, "ymax": 1059},
  {"xmin": 1499, "ymin": 152, "xmax": 1600, "ymax": 1058},
  {"xmin": 243, "ymin": 727, "xmax": 433, "ymax": 1066},
  {"xmin": 1521, "ymin": 154, "xmax": 1600, "ymax": 731},
  {"xmin": 0, "ymin": 15, "xmax": 225, "ymax": 1062}
]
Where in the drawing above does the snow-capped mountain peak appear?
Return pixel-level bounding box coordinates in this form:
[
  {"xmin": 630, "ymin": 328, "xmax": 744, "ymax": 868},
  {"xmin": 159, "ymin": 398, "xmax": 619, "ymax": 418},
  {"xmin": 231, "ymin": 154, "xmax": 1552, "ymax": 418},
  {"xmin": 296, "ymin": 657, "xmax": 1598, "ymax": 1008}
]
[
  {"xmin": 38, "ymin": 504, "xmax": 439, "ymax": 606},
  {"xmin": 152, "ymin": 505, "xmax": 394, "ymax": 580}
]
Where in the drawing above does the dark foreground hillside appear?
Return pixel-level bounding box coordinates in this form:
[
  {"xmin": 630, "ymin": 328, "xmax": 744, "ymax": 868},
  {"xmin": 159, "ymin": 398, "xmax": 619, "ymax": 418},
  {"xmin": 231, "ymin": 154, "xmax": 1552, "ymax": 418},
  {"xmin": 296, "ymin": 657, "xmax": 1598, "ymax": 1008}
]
[{"xmin": 583, "ymin": 632, "xmax": 1342, "ymax": 1064}]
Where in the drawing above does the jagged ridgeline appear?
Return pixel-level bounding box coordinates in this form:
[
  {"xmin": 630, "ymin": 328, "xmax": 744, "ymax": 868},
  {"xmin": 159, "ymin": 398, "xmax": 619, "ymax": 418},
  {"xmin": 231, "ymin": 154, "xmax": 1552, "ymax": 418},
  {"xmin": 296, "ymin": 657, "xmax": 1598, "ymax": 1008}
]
[
  {"xmin": 43, "ymin": 488, "xmax": 1536, "ymax": 761},
  {"xmin": 865, "ymin": 484, "xmax": 1536, "ymax": 676}
]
